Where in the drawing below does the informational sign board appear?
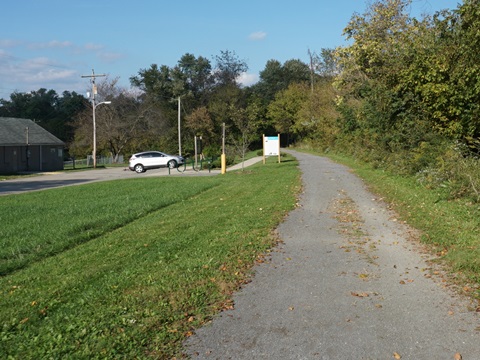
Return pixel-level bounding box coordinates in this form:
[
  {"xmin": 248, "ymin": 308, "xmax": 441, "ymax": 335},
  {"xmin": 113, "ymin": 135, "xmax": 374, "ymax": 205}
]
[{"xmin": 263, "ymin": 134, "xmax": 281, "ymax": 164}]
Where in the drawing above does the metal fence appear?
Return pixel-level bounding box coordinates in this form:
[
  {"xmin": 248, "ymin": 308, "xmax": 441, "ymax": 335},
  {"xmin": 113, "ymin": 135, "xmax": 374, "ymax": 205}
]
[{"xmin": 64, "ymin": 155, "xmax": 124, "ymax": 169}]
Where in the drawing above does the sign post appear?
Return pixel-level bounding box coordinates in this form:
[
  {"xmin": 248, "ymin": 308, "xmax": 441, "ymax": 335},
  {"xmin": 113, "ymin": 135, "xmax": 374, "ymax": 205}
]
[{"xmin": 263, "ymin": 134, "xmax": 281, "ymax": 164}]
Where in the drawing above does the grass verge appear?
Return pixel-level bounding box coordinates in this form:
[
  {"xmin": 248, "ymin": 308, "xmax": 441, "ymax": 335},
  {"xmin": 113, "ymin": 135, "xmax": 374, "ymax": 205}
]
[{"xmin": 0, "ymin": 155, "xmax": 300, "ymax": 358}]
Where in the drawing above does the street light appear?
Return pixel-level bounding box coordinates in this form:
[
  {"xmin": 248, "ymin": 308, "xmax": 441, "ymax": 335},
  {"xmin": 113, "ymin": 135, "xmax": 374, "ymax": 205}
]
[
  {"xmin": 81, "ymin": 69, "xmax": 109, "ymax": 169},
  {"xmin": 91, "ymin": 100, "xmax": 111, "ymax": 168}
]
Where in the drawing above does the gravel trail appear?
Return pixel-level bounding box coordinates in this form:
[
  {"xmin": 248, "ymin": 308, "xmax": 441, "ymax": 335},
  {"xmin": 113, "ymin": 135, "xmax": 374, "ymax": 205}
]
[{"xmin": 184, "ymin": 150, "xmax": 479, "ymax": 359}]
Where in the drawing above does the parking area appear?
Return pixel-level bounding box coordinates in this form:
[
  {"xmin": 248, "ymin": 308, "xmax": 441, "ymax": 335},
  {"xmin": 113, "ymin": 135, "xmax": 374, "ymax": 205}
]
[{"xmin": 0, "ymin": 157, "xmax": 263, "ymax": 196}]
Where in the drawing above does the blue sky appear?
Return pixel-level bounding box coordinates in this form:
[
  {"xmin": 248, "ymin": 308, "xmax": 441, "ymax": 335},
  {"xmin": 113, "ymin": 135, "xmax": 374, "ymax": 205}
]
[{"xmin": 0, "ymin": 0, "xmax": 461, "ymax": 101}]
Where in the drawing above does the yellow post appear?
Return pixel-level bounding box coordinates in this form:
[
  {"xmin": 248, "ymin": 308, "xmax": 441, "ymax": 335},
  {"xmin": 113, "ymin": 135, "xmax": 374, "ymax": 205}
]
[
  {"xmin": 262, "ymin": 134, "xmax": 266, "ymax": 164},
  {"xmin": 278, "ymin": 133, "xmax": 281, "ymax": 163},
  {"xmin": 221, "ymin": 122, "xmax": 226, "ymax": 174},
  {"xmin": 221, "ymin": 153, "xmax": 226, "ymax": 174}
]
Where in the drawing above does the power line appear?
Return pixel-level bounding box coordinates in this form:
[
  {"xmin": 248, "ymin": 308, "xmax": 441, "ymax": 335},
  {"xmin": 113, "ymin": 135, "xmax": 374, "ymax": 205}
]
[{"xmin": 0, "ymin": 52, "xmax": 73, "ymax": 70}]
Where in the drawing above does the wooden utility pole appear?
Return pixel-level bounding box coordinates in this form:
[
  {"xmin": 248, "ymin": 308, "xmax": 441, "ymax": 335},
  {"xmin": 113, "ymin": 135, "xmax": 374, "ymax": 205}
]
[
  {"xmin": 81, "ymin": 69, "xmax": 106, "ymax": 168},
  {"xmin": 308, "ymin": 49, "xmax": 315, "ymax": 94},
  {"xmin": 178, "ymin": 96, "xmax": 182, "ymax": 156}
]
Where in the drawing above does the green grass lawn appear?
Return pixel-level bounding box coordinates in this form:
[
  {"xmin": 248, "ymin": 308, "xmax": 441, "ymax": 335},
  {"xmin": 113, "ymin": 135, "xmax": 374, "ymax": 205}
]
[
  {"xmin": 0, "ymin": 156, "xmax": 300, "ymax": 359},
  {"xmin": 3, "ymin": 149, "xmax": 479, "ymax": 358}
]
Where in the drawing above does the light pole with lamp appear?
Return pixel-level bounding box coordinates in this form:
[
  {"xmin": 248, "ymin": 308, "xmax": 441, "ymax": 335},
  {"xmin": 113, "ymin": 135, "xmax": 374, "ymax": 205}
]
[
  {"xmin": 81, "ymin": 69, "xmax": 111, "ymax": 168},
  {"xmin": 91, "ymin": 100, "xmax": 111, "ymax": 168}
]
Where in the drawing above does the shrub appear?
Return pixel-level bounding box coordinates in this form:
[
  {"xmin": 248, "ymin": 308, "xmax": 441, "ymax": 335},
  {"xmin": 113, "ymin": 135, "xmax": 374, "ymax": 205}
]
[{"xmin": 417, "ymin": 142, "xmax": 480, "ymax": 202}]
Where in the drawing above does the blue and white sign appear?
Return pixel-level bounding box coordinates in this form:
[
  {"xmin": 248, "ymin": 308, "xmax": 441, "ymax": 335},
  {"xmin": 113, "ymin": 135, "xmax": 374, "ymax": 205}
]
[
  {"xmin": 264, "ymin": 135, "xmax": 280, "ymax": 156},
  {"xmin": 263, "ymin": 134, "xmax": 281, "ymax": 164}
]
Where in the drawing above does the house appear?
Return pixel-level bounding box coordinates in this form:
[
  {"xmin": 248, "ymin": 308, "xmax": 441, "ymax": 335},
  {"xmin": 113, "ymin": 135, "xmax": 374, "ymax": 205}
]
[{"xmin": 0, "ymin": 117, "xmax": 65, "ymax": 173}]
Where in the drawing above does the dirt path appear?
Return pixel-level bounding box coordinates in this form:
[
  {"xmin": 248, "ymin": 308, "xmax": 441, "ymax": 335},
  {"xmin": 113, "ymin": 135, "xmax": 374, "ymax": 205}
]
[{"xmin": 184, "ymin": 151, "xmax": 479, "ymax": 359}]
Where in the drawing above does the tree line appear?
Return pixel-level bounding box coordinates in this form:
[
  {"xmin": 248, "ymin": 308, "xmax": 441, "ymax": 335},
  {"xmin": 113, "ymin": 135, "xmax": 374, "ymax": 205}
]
[
  {"xmin": 1, "ymin": 0, "xmax": 479, "ymax": 200},
  {"xmin": 0, "ymin": 50, "xmax": 318, "ymax": 163}
]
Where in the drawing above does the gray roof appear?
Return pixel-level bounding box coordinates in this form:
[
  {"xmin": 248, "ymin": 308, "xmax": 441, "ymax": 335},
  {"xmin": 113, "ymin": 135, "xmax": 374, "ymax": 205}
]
[{"xmin": 0, "ymin": 117, "xmax": 64, "ymax": 146}]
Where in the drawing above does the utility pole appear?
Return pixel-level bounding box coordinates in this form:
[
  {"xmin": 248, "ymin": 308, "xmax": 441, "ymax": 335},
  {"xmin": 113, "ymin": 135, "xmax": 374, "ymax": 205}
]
[
  {"xmin": 178, "ymin": 96, "xmax": 182, "ymax": 156},
  {"xmin": 81, "ymin": 69, "xmax": 107, "ymax": 168},
  {"xmin": 25, "ymin": 127, "xmax": 29, "ymax": 171},
  {"xmin": 308, "ymin": 49, "xmax": 315, "ymax": 94}
]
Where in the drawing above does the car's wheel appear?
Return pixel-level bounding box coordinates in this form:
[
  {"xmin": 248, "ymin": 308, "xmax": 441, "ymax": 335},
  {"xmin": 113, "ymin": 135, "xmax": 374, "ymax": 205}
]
[
  {"xmin": 167, "ymin": 160, "xmax": 177, "ymax": 169},
  {"xmin": 134, "ymin": 164, "xmax": 145, "ymax": 173}
]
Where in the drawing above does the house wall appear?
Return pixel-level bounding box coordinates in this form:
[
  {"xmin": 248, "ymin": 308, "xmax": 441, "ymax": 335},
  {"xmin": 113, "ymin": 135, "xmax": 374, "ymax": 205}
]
[
  {"xmin": 0, "ymin": 145, "xmax": 64, "ymax": 173},
  {"xmin": 40, "ymin": 146, "xmax": 64, "ymax": 171},
  {"xmin": 0, "ymin": 146, "xmax": 20, "ymax": 173}
]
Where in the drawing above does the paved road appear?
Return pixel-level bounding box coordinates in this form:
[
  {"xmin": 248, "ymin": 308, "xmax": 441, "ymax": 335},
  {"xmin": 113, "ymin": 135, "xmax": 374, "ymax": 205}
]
[
  {"xmin": 184, "ymin": 150, "xmax": 480, "ymax": 359},
  {"xmin": 0, "ymin": 157, "xmax": 264, "ymax": 196}
]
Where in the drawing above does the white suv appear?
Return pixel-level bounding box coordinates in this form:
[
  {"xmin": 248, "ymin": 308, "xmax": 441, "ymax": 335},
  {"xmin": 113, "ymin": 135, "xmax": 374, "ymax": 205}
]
[{"xmin": 128, "ymin": 151, "xmax": 185, "ymax": 173}]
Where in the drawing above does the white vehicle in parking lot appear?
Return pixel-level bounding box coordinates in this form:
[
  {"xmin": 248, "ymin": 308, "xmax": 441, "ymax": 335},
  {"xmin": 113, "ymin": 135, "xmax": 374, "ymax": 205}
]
[{"xmin": 128, "ymin": 151, "xmax": 185, "ymax": 173}]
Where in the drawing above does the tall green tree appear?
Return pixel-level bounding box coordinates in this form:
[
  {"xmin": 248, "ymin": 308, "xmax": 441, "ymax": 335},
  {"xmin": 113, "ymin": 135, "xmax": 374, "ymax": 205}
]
[
  {"xmin": 213, "ymin": 50, "xmax": 248, "ymax": 86},
  {"xmin": 0, "ymin": 89, "xmax": 86, "ymax": 143},
  {"xmin": 267, "ymin": 82, "xmax": 309, "ymax": 143},
  {"xmin": 72, "ymin": 77, "xmax": 168, "ymax": 159}
]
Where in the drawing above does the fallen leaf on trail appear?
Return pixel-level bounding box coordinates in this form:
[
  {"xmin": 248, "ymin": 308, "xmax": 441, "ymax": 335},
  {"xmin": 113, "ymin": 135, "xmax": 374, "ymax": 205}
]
[
  {"xmin": 359, "ymin": 273, "xmax": 369, "ymax": 279},
  {"xmin": 448, "ymin": 310, "xmax": 454, "ymax": 316},
  {"xmin": 399, "ymin": 280, "xmax": 406, "ymax": 285},
  {"xmin": 454, "ymin": 353, "xmax": 462, "ymax": 360},
  {"xmin": 288, "ymin": 306, "xmax": 295, "ymax": 311},
  {"xmin": 393, "ymin": 352, "xmax": 401, "ymax": 359},
  {"xmin": 375, "ymin": 304, "xmax": 383, "ymax": 309},
  {"xmin": 351, "ymin": 291, "xmax": 369, "ymax": 297}
]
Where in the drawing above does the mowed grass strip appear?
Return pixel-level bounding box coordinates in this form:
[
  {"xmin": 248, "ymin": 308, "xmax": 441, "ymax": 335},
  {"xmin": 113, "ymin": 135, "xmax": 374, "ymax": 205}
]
[
  {"xmin": 0, "ymin": 156, "xmax": 300, "ymax": 359},
  {"xmin": 0, "ymin": 177, "xmax": 219, "ymax": 275}
]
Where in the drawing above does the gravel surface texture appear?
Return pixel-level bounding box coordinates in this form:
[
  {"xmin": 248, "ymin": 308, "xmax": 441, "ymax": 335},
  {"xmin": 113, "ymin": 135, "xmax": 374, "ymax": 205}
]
[{"xmin": 184, "ymin": 150, "xmax": 479, "ymax": 359}]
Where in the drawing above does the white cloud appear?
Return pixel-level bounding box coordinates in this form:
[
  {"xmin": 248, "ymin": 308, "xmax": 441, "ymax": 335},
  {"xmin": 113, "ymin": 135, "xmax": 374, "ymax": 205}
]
[
  {"xmin": 84, "ymin": 42, "xmax": 105, "ymax": 51},
  {"xmin": 248, "ymin": 31, "xmax": 267, "ymax": 41},
  {"xmin": 97, "ymin": 51, "xmax": 125, "ymax": 63},
  {"xmin": 28, "ymin": 40, "xmax": 73, "ymax": 50},
  {"xmin": 0, "ymin": 39, "xmax": 21, "ymax": 48},
  {"xmin": 237, "ymin": 72, "xmax": 259, "ymax": 87}
]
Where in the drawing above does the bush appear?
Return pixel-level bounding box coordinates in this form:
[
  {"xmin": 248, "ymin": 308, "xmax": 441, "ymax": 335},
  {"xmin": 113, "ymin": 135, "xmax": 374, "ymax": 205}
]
[{"xmin": 417, "ymin": 142, "xmax": 480, "ymax": 202}]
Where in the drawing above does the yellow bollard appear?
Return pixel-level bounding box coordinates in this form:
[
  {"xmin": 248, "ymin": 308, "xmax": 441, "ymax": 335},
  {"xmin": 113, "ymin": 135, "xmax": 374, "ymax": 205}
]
[{"xmin": 221, "ymin": 153, "xmax": 226, "ymax": 174}]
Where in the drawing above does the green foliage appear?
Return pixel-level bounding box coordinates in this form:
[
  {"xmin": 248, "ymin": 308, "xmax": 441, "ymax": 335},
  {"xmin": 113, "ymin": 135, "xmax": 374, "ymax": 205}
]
[
  {"xmin": 267, "ymin": 82, "xmax": 309, "ymax": 136},
  {"xmin": 0, "ymin": 89, "xmax": 86, "ymax": 143},
  {"xmin": 213, "ymin": 50, "xmax": 248, "ymax": 87},
  {"xmin": 0, "ymin": 157, "xmax": 300, "ymax": 358},
  {"xmin": 252, "ymin": 59, "xmax": 311, "ymax": 103},
  {"xmin": 329, "ymin": 0, "xmax": 480, "ymax": 196},
  {"xmin": 417, "ymin": 142, "xmax": 480, "ymax": 202}
]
